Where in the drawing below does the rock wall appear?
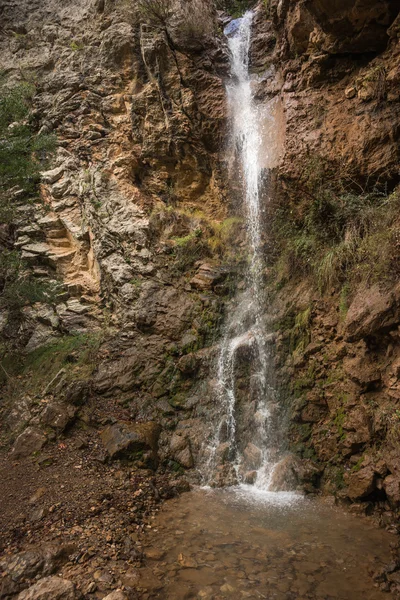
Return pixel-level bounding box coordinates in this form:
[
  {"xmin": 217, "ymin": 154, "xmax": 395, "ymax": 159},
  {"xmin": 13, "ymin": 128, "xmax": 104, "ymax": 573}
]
[
  {"xmin": 0, "ymin": 0, "xmax": 236, "ymax": 470},
  {"xmin": 1, "ymin": 0, "xmax": 400, "ymax": 524},
  {"xmin": 249, "ymin": 0, "xmax": 400, "ymax": 521}
]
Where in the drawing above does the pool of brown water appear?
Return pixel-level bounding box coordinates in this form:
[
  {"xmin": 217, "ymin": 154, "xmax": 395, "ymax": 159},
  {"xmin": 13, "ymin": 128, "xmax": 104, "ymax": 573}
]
[{"xmin": 137, "ymin": 487, "xmax": 394, "ymax": 600}]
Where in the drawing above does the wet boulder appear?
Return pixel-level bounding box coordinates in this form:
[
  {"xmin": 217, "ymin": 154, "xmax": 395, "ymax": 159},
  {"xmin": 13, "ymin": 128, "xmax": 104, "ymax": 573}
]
[
  {"xmin": 62, "ymin": 380, "xmax": 89, "ymax": 406},
  {"xmin": 242, "ymin": 443, "xmax": 262, "ymax": 470},
  {"xmin": 100, "ymin": 421, "xmax": 161, "ymax": 468},
  {"xmin": 169, "ymin": 433, "xmax": 194, "ymax": 469},
  {"xmin": 268, "ymin": 455, "xmax": 304, "ymax": 491}
]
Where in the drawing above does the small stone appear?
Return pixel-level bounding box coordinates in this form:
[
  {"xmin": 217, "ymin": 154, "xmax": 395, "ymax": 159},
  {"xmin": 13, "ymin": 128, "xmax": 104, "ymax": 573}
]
[
  {"xmin": 145, "ymin": 548, "xmax": 165, "ymax": 560},
  {"xmin": 102, "ymin": 592, "xmax": 128, "ymax": 600},
  {"xmin": 220, "ymin": 583, "xmax": 235, "ymax": 593},
  {"xmin": 86, "ymin": 582, "xmax": 97, "ymax": 593},
  {"xmin": 29, "ymin": 487, "xmax": 47, "ymax": 504},
  {"xmin": 178, "ymin": 553, "xmax": 197, "ymax": 568},
  {"xmin": 345, "ymin": 86, "xmax": 356, "ymax": 99}
]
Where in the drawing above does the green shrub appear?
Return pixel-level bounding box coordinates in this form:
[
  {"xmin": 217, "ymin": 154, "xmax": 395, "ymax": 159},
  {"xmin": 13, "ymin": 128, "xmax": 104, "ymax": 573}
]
[
  {"xmin": 215, "ymin": 0, "xmax": 253, "ymax": 17},
  {"xmin": 0, "ymin": 82, "xmax": 56, "ymax": 205},
  {"xmin": 0, "ymin": 81, "xmax": 56, "ymax": 349}
]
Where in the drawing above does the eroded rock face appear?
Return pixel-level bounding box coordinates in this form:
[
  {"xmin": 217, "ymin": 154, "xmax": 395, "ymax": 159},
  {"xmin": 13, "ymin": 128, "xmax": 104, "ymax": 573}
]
[
  {"xmin": 270, "ymin": 0, "xmax": 400, "ymax": 54},
  {"xmin": 1, "ymin": 0, "xmax": 400, "ymax": 529}
]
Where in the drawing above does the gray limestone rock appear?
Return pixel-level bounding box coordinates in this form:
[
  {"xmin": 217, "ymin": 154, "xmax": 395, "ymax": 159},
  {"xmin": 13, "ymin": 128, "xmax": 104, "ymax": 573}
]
[{"xmin": 12, "ymin": 428, "xmax": 47, "ymax": 459}]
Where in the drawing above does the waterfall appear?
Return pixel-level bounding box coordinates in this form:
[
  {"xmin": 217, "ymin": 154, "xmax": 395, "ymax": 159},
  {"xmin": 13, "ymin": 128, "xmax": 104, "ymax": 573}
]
[{"xmin": 205, "ymin": 12, "xmax": 285, "ymax": 492}]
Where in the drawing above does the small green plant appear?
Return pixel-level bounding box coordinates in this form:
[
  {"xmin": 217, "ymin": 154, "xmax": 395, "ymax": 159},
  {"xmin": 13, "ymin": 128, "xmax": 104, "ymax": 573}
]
[
  {"xmin": 23, "ymin": 331, "xmax": 104, "ymax": 391},
  {"xmin": 292, "ymin": 364, "xmax": 316, "ymax": 395},
  {"xmin": 172, "ymin": 229, "xmax": 210, "ymax": 274},
  {"xmin": 172, "ymin": 228, "xmax": 202, "ymax": 247},
  {"xmin": 351, "ymin": 456, "xmax": 364, "ymax": 472},
  {"xmin": 290, "ymin": 306, "xmax": 311, "ymax": 353},
  {"xmin": 70, "ymin": 40, "xmax": 84, "ymax": 51}
]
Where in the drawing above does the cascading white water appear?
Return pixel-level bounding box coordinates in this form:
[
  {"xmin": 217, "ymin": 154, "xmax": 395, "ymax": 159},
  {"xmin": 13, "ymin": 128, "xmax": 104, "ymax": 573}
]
[{"xmin": 206, "ymin": 12, "xmax": 285, "ymax": 492}]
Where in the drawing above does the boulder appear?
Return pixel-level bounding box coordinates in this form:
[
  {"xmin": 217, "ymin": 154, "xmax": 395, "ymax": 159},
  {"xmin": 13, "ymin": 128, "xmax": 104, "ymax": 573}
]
[
  {"xmin": 345, "ymin": 467, "xmax": 376, "ymax": 500},
  {"xmin": 17, "ymin": 577, "xmax": 80, "ymax": 600},
  {"xmin": 344, "ymin": 285, "xmax": 399, "ymax": 342},
  {"xmin": 40, "ymin": 403, "xmax": 76, "ymax": 432},
  {"xmin": 12, "ymin": 428, "xmax": 47, "ymax": 459},
  {"xmin": 190, "ymin": 263, "xmax": 226, "ymax": 291},
  {"xmin": 383, "ymin": 474, "xmax": 400, "ymax": 507},
  {"xmin": 269, "ymin": 455, "xmax": 303, "ymax": 491},
  {"xmin": 62, "ymin": 381, "xmax": 89, "ymax": 406},
  {"xmin": 169, "ymin": 433, "xmax": 193, "ymax": 468},
  {"xmin": 100, "ymin": 421, "xmax": 161, "ymax": 467},
  {"xmin": 0, "ymin": 544, "xmax": 75, "ymax": 584},
  {"xmin": 243, "ymin": 443, "xmax": 262, "ymax": 470}
]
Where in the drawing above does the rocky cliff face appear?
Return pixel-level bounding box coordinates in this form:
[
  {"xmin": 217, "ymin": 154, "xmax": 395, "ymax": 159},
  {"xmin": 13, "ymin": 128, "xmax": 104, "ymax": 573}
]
[
  {"xmin": 249, "ymin": 0, "xmax": 400, "ymax": 522},
  {"xmin": 0, "ymin": 0, "xmax": 237, "ymax": 472},
  {"xmin": 1, "ymin": 0, "xmax": 400, "ymax": 532}
]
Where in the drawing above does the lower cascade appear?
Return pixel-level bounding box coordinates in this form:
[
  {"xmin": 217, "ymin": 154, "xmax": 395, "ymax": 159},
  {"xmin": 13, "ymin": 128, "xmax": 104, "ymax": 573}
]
[{"xmin": 205, "ymin": 12, "xmax": 290, "ymax": 493}]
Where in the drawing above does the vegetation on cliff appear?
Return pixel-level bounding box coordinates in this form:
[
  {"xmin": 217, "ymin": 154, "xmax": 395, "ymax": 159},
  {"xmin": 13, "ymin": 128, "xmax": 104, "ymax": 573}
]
[
  {"xmin": 270, "ymin": 157, "xmax": 400, "ymax": 293},
  {"xmin": 0, "ymin": 82, "xmax": 56, "ymax": 354}
]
